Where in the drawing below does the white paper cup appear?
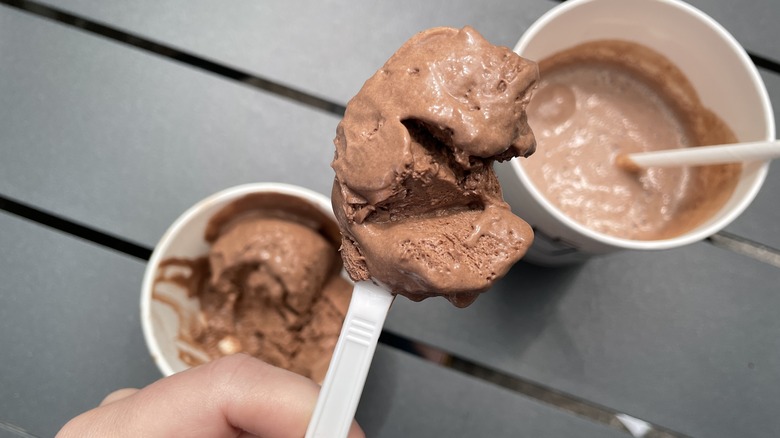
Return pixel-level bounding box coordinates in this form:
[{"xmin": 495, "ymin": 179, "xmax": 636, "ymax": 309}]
[
  {"xmin": 496, "ymin": 0, "xmax": 775, "ymax": 265},
  {"xmin": 140, "ymin": 183, "xmax": 339, "ymax": 376}
]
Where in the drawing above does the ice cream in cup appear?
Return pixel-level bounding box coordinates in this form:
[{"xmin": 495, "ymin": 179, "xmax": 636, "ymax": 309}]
[
  {"xmin": 495, "ymin": 0, "xmax": 775, "ymax": 265},
  {"xmin": 140, "ymin": 183, "xmax": 352, "ymax": 381}
]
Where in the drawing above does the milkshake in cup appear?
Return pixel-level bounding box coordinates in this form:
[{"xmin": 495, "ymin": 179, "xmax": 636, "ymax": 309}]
[{"xmin": 496, "ymin": 0, "xmax": 775, "ymax": 265}]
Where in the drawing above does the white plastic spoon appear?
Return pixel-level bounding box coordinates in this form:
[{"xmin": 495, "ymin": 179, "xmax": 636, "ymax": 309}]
[
  {"xmin": 616, "ymin": 140, "xmax": 780, "ymax": 171},
  {"xmin": 305, "ymin": 281, "xmax": 394, "ymax": 438}
]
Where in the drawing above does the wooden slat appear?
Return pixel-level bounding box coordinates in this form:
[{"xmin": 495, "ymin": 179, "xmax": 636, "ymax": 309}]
[
  {"xmin": 30, "ymin": 0, "xmax": 780, "ymax": 104},
  {"xmin": 0, "ymin": 6, "xmax": 340, "ymax": 247}
]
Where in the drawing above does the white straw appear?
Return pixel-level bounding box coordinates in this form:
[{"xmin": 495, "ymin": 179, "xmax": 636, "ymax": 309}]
[{"xmin": 617, "ymin": 140, "xmax": 780, "ymax": 170}]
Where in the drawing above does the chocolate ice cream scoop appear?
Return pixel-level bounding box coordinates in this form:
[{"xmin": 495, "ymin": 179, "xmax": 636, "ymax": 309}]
[
  {"xmin": 209, "ymin": 218, "xmax": 334, "ymax": 314},
  {"xmin": 153, "ymin": 191, "xmax": 352, "ymax": 383},
  {"xmin": 331, "ymin": 26, "xmax": 538, "ymax": 307}
]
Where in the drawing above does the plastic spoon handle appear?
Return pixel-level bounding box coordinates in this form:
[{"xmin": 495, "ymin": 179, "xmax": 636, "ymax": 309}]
[
  {"xmin": 620, "ymin": 140, "xmax": 780, "ymax": 169},
  {"xmin": 305, "ymin": 281, "xmax": 394, "ymax": 438}
]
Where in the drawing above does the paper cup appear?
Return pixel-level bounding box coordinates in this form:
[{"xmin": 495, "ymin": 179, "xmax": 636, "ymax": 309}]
[
  {"xmin": 496, "ymin": 0, "xmax": 775, "ymax": 265},
  {"xmin": 140, "ymin": 183, "xmax": 339, "ymax": 376}
]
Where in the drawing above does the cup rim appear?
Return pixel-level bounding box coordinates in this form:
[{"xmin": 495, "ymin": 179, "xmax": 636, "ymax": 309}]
[
  {"xmin": 509, "ymin": 0, "xmax": 775, "ymax": 251},
  {"xmin": 140, "ymin": 183, "xmax": 335, "ymax": 376}
]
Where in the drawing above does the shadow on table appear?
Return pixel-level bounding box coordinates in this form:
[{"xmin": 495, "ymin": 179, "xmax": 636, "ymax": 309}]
[
  {"xmin": 481, "ymin": 260, "xmax": 588, "ymax": 373},
  {"xmin": 357, "ymin": 261, "xmax": 590, "ymax": 436},
  {"xmin": 356, "ymin": 345, "xmax": 400, "ymax": 436}
]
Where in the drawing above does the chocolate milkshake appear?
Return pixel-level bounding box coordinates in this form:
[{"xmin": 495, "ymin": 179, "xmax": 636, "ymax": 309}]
[
  {"xmin": 152, "ymin": 192, "xmax": 352, "ymax": 383},
  {"xmin": 524, "ymin": 40, "xmax": 740, "ymax": 240},
  {"xmin": 331, "ymin": 26, "xmax": 538, "ymax": 307}
]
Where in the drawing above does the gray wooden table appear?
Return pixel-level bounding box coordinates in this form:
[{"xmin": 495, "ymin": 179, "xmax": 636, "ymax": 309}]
[{"xmin": 1, "ymin": 1, "xmax": 778, "ymax": 437}]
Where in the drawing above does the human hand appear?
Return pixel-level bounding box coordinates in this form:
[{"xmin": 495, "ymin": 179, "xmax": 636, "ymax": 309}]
[{"xmin": 57, "ymin": 354, "xmax": 364, "ymax": 438}]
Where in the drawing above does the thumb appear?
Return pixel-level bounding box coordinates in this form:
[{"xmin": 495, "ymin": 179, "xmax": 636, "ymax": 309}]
[{"xmin": 58, "ymin": 354, "xmax": 364, "ymax": 438}]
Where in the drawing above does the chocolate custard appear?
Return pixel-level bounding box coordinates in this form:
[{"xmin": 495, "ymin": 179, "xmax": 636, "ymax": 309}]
[
  {"xmin": 332, "ymin": 26, "xmax": 538, "ymax": 307},
  {"xmin": 153, "ymin": 192, "xmax": 352, "ymax": 383},
  {"xmin": 524, "ymin": 40, "xmax": 740, "ymax": 240}
]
